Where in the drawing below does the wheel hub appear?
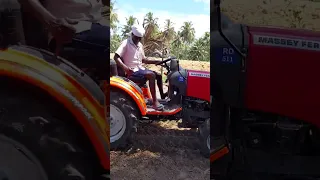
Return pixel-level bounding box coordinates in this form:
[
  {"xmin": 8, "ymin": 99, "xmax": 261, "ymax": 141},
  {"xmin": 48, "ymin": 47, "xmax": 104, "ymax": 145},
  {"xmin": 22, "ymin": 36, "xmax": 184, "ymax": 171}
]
[
  {"xmin": 110, "ymin": 116, "xmax": 115, "ymax": 129},
  {"xmin": 110, "ymin": 104, "xmax": 126, "ymax": 143},
  {"xmin": 0, "ymin": 135, "xmax": 48, "ymax": 180}
]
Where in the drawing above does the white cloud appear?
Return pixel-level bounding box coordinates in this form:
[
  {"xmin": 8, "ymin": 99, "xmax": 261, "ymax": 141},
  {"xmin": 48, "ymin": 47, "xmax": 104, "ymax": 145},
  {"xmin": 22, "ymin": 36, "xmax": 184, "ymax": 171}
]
[{"xmin": 113, "ymin": 4, "xmax": 210, "ymax": 39}]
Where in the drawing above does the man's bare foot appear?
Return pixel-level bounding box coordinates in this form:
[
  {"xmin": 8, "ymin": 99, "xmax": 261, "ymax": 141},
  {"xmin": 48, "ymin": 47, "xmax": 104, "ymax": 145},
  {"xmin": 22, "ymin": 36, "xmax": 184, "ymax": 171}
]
[
  {"xmin": 161, "ymin": 92, "xmax": 168, "ymax": 99},
  {"xmin": 153, "ymin": 101, "xmax": 164, "ymax": 111}
]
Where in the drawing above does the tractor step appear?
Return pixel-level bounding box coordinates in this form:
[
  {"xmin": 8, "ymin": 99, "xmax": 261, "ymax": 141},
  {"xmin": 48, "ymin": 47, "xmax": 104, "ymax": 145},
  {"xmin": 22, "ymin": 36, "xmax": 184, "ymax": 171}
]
[
  {"xmin": 145, "ymin": 98, "xmax": 170, "ymax": 106},
  {"xmin": 146, "ymin": 104, "xmax": 182, "ymax": 115}
]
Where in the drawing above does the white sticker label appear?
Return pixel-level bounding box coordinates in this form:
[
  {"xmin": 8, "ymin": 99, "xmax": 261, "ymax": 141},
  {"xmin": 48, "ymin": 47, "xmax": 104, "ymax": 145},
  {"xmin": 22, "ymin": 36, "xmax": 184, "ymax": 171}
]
[
  {"xmin": 189, "ymin": 72, "xmax": 210, "ymax": 78},
  {"xmin": 253, "ymin": 35, "xmax": 320, "ymax": 51}
]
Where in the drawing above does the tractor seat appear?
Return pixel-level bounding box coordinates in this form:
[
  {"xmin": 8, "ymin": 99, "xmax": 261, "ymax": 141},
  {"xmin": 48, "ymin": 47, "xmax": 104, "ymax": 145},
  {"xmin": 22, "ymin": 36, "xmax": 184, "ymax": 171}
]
[
  {"xmin": 128, "ymin": 76, "xmax": 148, "ymax": 86},
  {"xmin": 116, "ymin": 66, "xmax": 147, "ymax": 86}
]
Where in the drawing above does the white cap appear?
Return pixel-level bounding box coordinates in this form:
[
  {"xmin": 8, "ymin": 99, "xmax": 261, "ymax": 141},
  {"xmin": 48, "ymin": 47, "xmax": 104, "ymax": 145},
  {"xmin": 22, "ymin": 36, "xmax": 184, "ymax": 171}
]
[{"xmin": 131, "ymin": 25, "xmax": 145, "ymax": 37}]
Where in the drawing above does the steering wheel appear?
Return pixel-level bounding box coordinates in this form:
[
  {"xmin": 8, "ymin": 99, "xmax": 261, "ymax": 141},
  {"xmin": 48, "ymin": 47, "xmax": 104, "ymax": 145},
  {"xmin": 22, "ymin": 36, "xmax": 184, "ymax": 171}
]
[
  {"xmin": 155, "ymin": 56, "xmax": 174, "ymax": 66},
  {"xmin": 155, "ymin": 56, "xmax": 175, "ymax": 73}
]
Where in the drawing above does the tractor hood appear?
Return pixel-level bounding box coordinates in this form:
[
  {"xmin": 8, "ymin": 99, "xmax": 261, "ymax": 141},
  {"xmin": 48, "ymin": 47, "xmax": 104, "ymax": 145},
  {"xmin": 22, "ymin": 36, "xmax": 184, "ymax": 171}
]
[
  {"xmin": 248, "ymin": 26, "xmax": 320, "ymax": 51},
  {"xmin": 186, "ymin": 70, "xmax": 210, "ymax": 102},
  {"xmin": 245, "ymin": 25, "xmax": 320, "ymax": 126}
]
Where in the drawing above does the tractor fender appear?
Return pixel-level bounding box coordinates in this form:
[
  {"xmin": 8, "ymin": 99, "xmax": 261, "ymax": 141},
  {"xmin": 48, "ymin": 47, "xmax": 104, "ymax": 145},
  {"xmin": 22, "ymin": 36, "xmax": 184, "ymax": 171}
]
[
  {"xmin": 110, "ymin": 76, "xmax": 147, "ymax": 116},
  {"xmin": 0, "ymin": 46, "xmax": 110, "ymax": 170}
]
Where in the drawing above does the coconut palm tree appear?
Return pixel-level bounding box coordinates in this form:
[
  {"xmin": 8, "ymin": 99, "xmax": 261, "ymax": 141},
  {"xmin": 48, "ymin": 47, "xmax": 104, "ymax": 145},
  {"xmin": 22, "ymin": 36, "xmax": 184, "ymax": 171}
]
[
  {"xmin": 121, "ymin": 16, "xmax": 137, "ymax": 38},
  {"xmin": 172, "ymin": 31, "xmax": 183, "ymax": 48},
  {"xmin": 110, "ymin": 1, "xmax": 119, "ymax": 30},
  {"xmin": 163, "ymin": 19, "xmax": 175, "ymax": 43},
  {"xmin": 180, "ymin": 21, "xmax": 195, "ymax": 44},
  {"xmin": 141, "ymin": 12, "xmax": 161, "ymax": 55},
  {"xmin": 143, "ymin": 12, "xmax": 159, "ymax": 39},
  {"xmin": 188, "ymin": 32, "xmax": 210, "ymax": 61}
]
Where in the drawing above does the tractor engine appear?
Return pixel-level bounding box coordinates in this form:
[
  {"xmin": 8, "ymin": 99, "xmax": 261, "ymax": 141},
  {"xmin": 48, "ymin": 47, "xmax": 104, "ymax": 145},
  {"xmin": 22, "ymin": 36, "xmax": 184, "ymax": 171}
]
[
  {"xmin": 182, "ymin": 97, "xmax": 210, "ymax": 128},
  {"xmin": 236, "ymin": 111, "xmax": 320, "ymax": 156}
]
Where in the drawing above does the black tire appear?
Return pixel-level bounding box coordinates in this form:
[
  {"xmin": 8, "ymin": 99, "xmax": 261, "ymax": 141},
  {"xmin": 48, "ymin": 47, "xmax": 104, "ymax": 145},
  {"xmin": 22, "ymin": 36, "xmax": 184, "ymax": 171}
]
[
  {"xmin": 0, "ymin": 89, "xmax": 107, "ymax": 180},
  {"xmin": 199, "ymin": 118, "xmax": 210, "ymax": 158},
  {"xmin": 110, "ymin": 90, "xmax": 139, "ymax": 149}
]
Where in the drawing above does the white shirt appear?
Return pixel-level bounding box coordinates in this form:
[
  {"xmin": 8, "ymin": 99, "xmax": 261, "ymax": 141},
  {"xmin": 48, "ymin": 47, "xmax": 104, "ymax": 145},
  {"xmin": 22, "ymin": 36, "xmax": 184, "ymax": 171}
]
[
  {"xmin": 115, "ymin": 36, "xmax": 146, "ymax": 72},
  {"xmin": 44, "ymin": 0, "xmax": 105, "ymax": 33}
]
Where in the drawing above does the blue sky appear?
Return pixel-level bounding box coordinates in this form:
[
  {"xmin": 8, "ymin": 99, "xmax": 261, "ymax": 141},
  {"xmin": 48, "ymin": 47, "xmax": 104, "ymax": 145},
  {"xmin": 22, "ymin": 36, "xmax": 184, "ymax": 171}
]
[{"xmin": 113, "ymin": 0, "xmax": 210, "ymax": 38}]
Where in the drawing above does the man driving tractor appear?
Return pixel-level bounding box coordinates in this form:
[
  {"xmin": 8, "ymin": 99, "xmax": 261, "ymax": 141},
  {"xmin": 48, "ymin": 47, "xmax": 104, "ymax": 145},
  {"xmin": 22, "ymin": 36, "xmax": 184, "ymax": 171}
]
[
  {"xmin": 114, "ymin": 25, "xmax": 167, "ymax": 111},
  {"xmin": 19, "ymin": 0, "xmax": 109, "ymax": 72}
]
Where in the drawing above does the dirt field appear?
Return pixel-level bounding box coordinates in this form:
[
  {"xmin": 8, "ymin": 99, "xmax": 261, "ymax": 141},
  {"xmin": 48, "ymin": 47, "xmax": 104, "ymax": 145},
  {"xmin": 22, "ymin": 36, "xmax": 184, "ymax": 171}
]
[
  {"xmin": 221, "ymin": 0, "xmax": 320, "ymax": 31},
  {"xmin": 110, "ymin": 121, "xmax": 210, "ymax": 180},
  {"xmin": 110, "ymin": 53, "xmax": 210, "ymax": 180}
]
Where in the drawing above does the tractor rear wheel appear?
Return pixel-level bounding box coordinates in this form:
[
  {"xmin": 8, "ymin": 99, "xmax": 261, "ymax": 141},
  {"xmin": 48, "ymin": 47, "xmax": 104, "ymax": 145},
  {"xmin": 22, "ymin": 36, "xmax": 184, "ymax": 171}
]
[
  {"xmin": 110, "ymin": 90, "xmax": 138, "ymax": 149},
  {"xmin": 199, "ymin": 118, "xmax": 210, "ymax": 158},
  {"xmin": 0, "ymin": 89, "xmax": 105, "ymax": 180}
]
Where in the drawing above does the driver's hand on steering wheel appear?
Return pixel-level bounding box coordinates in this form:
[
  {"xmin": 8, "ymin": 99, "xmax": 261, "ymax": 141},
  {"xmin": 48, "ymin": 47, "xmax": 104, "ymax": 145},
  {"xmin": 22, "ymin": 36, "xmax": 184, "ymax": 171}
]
[
  {"xmin": 47, "ymin": 18, "xmax": 77, "ymax": 44},
  {"xmin": 155, "ymin": 60, "xmax": 163, "ymax": 65}
]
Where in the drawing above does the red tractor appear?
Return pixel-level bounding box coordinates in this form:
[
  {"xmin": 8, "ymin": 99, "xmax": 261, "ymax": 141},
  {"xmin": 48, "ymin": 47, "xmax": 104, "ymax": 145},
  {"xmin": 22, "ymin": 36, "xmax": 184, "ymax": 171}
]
[
  {"xmin": 211, "ymin": 0, "xmax": 320, "ymax": 179},
  {"xmin": 110, "ymin": 55, "xmax": 211, "ymax": 157}
]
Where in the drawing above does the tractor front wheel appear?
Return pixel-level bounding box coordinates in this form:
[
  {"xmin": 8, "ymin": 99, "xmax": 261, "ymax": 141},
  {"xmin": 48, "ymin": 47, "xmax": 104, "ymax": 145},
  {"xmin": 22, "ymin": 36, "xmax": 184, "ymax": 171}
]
[{"xmin": 110, "ymin": 90, "xmax": 138, "ymax": 149}]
